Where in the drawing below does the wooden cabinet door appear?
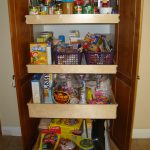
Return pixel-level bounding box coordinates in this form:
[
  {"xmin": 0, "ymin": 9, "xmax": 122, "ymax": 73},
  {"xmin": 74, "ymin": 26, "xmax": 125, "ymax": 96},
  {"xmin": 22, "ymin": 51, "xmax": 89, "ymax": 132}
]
[
  {"xmin": 111, "ymin": 0, "xmax": 143, "ymax": 149},
  {"xmin": 8, "ymin": 0, "xmax": 39, "ymax": 150}
]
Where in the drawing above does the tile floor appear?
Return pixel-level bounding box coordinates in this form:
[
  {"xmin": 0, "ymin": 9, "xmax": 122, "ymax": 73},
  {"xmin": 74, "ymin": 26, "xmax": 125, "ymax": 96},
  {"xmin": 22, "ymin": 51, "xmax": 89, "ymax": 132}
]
[{"xmin": 0, "ymin": 136, "xmax": 150, "ymax": 150}]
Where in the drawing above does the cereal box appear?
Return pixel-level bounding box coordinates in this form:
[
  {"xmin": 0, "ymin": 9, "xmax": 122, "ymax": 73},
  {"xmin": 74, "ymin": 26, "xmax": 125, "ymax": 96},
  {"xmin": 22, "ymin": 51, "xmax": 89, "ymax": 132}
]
[
  {"xmin": 30, "ymin": 43, "xmax": 47, "ymax": 64},
  {"xmin": 31, "ymin": 74, "xmax": 44, "ymax": 103}
]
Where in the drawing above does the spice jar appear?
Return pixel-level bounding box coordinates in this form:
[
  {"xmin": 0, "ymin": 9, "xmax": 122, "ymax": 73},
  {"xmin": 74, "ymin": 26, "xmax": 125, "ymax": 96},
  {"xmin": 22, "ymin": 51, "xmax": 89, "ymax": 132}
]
[{"xmin": 74, "ymin": 0, "xmax": 84, "ymax": 14}]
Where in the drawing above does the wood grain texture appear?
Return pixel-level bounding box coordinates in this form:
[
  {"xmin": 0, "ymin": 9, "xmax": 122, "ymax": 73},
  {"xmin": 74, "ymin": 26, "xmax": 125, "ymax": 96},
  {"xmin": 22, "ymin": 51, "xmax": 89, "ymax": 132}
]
[
  {"xmin": 25, "ymin": 14, "xmax": 120, "ymax": 24},
  {"xmin": 110, "ymin": 0, "xmax": 143, "ymax": 149},
  {"xmin": 8, "ymin": 0, "xmax": 39, "ymax": 150},
  {"xmin": 27, "ymin": 64, "xmax": 117, "ymax": 74}
]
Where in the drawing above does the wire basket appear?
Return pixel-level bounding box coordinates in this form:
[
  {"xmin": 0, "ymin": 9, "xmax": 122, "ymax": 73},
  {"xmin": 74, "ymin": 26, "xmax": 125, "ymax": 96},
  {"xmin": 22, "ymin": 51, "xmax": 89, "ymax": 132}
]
[
  {"xmin": 85, "ymin": 51, "xmax": 114, "ymax": 65},
  {"xmin": 54, "ymin": 51, "xmax": 82, "ymax": 65}
]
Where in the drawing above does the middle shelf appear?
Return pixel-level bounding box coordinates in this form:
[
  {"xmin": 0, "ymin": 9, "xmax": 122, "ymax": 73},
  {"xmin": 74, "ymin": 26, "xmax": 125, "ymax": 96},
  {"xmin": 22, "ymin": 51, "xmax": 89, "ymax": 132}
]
[
  {"xmin": 28, "ymin": 97, "xmax": 117, "ymax": 119},
  {"xmin": 27, "ymin": 64, "xmax": 117, "ymax": 74}
]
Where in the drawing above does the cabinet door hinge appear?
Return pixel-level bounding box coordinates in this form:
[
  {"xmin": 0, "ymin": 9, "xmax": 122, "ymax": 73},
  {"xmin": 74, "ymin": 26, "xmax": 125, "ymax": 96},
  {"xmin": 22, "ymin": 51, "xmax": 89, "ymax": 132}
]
[
  {"xmin": 11, "ymin": 75, "xmax": 16, "ymax": 88},
  {"xmin": 137, "ymin": 75, "xmax": 140, "ymax": 80}
]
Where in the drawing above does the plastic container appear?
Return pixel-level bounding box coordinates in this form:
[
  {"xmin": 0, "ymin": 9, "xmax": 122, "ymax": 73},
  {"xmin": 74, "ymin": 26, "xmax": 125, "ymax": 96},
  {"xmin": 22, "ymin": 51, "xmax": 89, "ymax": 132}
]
[
  {"xmin": 62, "ymin": 0, "xmax": 74, "ymax": 14},
  {"xmin": 85, "ymin": 51, "xmax": 114, "ymax": 65},
  {"xmin": 100, "ymin": 7, "xmax": 112, "ymax": 14},
  {"xmin": 54, "ymin": 51, "xmax": 82, "ymax": 64}
]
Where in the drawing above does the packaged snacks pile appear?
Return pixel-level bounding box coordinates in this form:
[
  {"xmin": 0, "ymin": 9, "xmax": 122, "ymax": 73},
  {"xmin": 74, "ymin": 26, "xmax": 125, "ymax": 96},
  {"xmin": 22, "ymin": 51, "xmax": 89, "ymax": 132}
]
[
  {"xmin": 39, "ymin": 118, "xmax": 96, "ymax": 150},
  {"xmin": 52, "ymin": 74, "xmax": 80, "ymax": 104},
  {"xmin": 82, "ymin": 32, "xmax": 112, "ymax": 53},
  {"xmin": 81, "ymin": 32, "xmax": 113, "ymax": 64},
  {"xmin": 31, "ymin": 74, "xmax": 112, "ymax": 104},
  {"xmin": 86, "ymin": 74, "xmax": 112, "ymax": 104}
]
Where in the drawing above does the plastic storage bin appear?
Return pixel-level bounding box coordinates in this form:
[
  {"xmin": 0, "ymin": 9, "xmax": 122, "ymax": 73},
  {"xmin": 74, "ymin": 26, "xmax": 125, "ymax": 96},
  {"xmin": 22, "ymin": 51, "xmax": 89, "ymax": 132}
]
[
  {"xmin": 85, "ymin": 51, "xmax": 113, "ymax": 65},
  {"xmin": 54, "ymin": 51, "xmax": 82, "ymax": 65}
]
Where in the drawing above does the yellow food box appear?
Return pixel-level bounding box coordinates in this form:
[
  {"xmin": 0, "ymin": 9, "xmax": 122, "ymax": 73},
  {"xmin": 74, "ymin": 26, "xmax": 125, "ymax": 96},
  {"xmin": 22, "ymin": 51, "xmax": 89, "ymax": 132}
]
[{"xmin": 30, "ymin": 43, "xmax": 47, "ymax": 64}]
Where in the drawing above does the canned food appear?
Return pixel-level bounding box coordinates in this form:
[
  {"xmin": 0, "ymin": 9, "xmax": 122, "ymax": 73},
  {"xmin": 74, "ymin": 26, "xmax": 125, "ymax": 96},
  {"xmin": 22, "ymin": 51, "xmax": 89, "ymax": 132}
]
[
  {"xmin": 80, "ymin": 138, "xmax": 94, "ymax": 150},
  {"xmin": 40, "ymin": 5, "xmax": 49, "ymax": 15},
  {"xmin": 44, "ymin": 0, "xmax": 51, "ymax": 5},
  {"xmin": 74, "ymin": 5, "xmax": 83, "ymax": 14},
  {"xmin": 49, "ymin": 5, "xmax": 56, "ymax": 14},
  {"xmin": 29, "ymin": 6, "xmax": 40, "ymax": 15},
  {"xmin": 83, "ymin": 5, "xmax": 93, "ymax": 14},
  {"xmin": 62, "ymin": 2, "xmax": 74, "ymax": 14}
]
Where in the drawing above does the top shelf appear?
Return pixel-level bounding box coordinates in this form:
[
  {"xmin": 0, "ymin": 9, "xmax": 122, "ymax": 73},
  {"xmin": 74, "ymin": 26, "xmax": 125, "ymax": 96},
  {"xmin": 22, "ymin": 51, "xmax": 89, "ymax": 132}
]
[{"xmin": 25, "ymin": 14, "xmax": 120, "ymax": 24}]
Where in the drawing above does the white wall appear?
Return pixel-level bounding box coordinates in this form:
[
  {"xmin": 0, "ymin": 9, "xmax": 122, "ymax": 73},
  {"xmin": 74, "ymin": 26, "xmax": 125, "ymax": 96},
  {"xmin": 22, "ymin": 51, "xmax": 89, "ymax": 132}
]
[
  {"xmin": 44, "ymin": 24, "xmax": 113, "ymax": 42},
  {"xmin": 133, "ymin": 0, "xmax": 150, "ymax": 138},
  {"xmin": 0, "ymin": 1, "xmax": 20, "ymax": 135}
]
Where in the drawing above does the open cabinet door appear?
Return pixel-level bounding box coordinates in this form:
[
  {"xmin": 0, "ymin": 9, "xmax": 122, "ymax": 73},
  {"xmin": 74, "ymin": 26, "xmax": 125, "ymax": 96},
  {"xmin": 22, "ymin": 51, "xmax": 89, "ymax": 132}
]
[
  {"xmin": 8, "ymin": 0, "xmax": 39, "ymax": 150},
  {"xmin": 111, "ymin": 0, "xmax": 143, "ymax": 149}
]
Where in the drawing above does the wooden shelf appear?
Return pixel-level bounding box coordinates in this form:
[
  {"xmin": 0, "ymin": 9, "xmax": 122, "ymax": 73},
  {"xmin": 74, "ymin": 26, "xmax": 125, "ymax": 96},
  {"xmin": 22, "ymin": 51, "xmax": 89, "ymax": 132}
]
[
  {"xmin": 27, "ymin": 64, "xmax": 117, "ymax": 74},
  {"xmin": 25, "ymin": 14, "xmax": 120, "ymax": 24},
  {"xmin": 27, "ymin": 98, "xmax": 117, "ymax": 119}
]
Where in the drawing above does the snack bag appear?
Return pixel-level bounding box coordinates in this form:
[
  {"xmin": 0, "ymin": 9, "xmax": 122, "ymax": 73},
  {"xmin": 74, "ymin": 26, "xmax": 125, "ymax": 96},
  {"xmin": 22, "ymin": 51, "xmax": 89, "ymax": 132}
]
[
  {"xmin": 40, "ymin": 129, "xmax": 60, "ymax": 150},
  {"xmin": 49, "ymin": 119, "xmax": 83, "ymax": 135},
  {"xmin": 55, "ymin": 133, "xmax": 81, "ymax": 150}
]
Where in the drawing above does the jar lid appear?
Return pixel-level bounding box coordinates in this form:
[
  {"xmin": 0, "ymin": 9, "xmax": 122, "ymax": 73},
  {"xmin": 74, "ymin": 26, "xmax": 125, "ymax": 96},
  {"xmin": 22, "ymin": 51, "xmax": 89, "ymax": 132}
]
[{"xmin": 62, "ymin": 0, "xmax": 74, "ymax": 2}]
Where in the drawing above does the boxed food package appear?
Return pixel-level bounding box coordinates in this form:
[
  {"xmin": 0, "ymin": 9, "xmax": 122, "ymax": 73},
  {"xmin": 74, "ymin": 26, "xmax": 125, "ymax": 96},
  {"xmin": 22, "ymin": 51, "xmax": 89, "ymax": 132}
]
[
  {"xmin": 30, "ymin": 43, "xmax": 48, "ymax": 64},
  {"xmin": 40, "ymin": 73, "xmax": 53, "ymax": 103},
  {"xmin": 31, "ymin": 74, "xmax": 44, "ymax": 103}
]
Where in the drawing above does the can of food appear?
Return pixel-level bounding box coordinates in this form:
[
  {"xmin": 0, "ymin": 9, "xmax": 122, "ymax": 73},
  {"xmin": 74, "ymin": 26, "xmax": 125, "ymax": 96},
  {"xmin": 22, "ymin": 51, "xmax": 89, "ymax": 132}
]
[
  {"xmin": 40, "ymin": 5, "xmax": 49, "ymax": 15},
  {"xmin": 62, "ymin": 2, "xmax": 74, "ymax": 14},
  {"xmin": 80, "ymin": 138, "xmax": 94, "ymax": 150},
  {"xmin": 74, "ymin": 5, "xmax": 83, "ymax": 14},
  {"xmin": 29, "ymin": 6, "xmax": 40, "ymax": 15},
  {"xmin": 83, "ymin": 5, "xmax": 93, "ymax": 14},
  {"xmin": 44, "ymin": 0, "xmax": 51, "ymax": 5},
  {"xmin": 49, "ymin": 5, "xmax": 56, "ymax": 14}
]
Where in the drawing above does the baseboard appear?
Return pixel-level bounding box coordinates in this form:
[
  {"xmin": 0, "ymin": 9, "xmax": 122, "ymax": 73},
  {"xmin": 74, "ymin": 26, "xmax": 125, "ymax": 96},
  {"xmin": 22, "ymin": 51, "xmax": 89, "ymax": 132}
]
[
  {"xmin": 132, "ymin": 129, "xmax": 150, "ymax": 139},
  {"xmin": 2, "ymin": 126, "xmax": 21, "ymax": 136}
]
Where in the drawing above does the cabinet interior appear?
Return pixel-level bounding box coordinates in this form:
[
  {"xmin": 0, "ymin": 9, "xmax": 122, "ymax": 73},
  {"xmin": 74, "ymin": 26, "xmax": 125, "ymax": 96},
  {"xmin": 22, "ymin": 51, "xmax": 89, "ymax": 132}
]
[{"xmin": 33, "ymin": 24, "xmax": 116, "ymax": 46}]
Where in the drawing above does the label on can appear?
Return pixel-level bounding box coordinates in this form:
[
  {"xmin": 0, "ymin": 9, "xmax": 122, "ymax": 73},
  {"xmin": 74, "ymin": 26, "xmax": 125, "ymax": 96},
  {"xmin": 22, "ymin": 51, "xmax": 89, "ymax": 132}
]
[
  {"xmin": 40, "ymin": 5, "xmax": 49, "ymax": 15},
  {"xmin": 74, "ymin": 5, "xmax": 83, "ymax": 14}
]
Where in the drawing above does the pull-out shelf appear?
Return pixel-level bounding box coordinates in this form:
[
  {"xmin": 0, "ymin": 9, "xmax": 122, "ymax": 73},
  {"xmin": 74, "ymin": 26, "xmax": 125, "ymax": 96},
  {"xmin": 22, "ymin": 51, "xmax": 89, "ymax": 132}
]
[
  {"xmin": 25, "ymin": 14, "xmax": 120, "ymax": 24},
  {"xmin": 27, "ymin": 97, "xmax": 117, "ymax": 119},
  {"xmin": 26, "ymin": 64, "xmax": 117, "ymax": 74}
]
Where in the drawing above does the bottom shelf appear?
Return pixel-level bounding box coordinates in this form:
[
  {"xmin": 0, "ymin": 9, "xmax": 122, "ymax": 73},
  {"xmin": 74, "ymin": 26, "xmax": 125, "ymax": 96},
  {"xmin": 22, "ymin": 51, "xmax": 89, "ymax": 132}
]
[
  {"xmin": 27, "ymin": 98, "xmax": 117, "ymax": 119},
  {"xmin": 32, "ymin": 120, "xmax": 112, "ymax": 150}
]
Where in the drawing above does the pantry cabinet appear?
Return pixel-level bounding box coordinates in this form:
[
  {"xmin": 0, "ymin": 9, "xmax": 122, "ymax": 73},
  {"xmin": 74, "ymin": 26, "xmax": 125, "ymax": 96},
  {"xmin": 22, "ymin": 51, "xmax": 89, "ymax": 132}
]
[{"xmin": 8, "ymin": 0, "xmax": 143, "ymax": 150}]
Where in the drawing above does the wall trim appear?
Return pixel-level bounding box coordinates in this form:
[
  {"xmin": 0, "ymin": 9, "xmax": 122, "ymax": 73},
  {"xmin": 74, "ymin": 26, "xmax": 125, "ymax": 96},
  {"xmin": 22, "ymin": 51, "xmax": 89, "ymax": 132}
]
[
  {"xmin": 2, "ymin": 126, "xmax": 21, "ymax": 136},
  {"xmin": 132, "ymin": 129, "xmax": 150, "ymax": 139}
]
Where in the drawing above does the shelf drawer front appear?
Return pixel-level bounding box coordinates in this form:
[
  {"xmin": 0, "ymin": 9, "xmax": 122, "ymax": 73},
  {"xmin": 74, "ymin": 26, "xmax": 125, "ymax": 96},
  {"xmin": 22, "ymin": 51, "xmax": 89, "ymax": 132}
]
[
  {"xmin": 25, "ymin": 14, "xmax": 120, "ymax": 24},
  {"xmin": 27, "ymin": 64, "xmax": 117, "ymax": 74},
  {"xmin": 28, "ymin": 103, "xmax": 117, "ymax": 119}
]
